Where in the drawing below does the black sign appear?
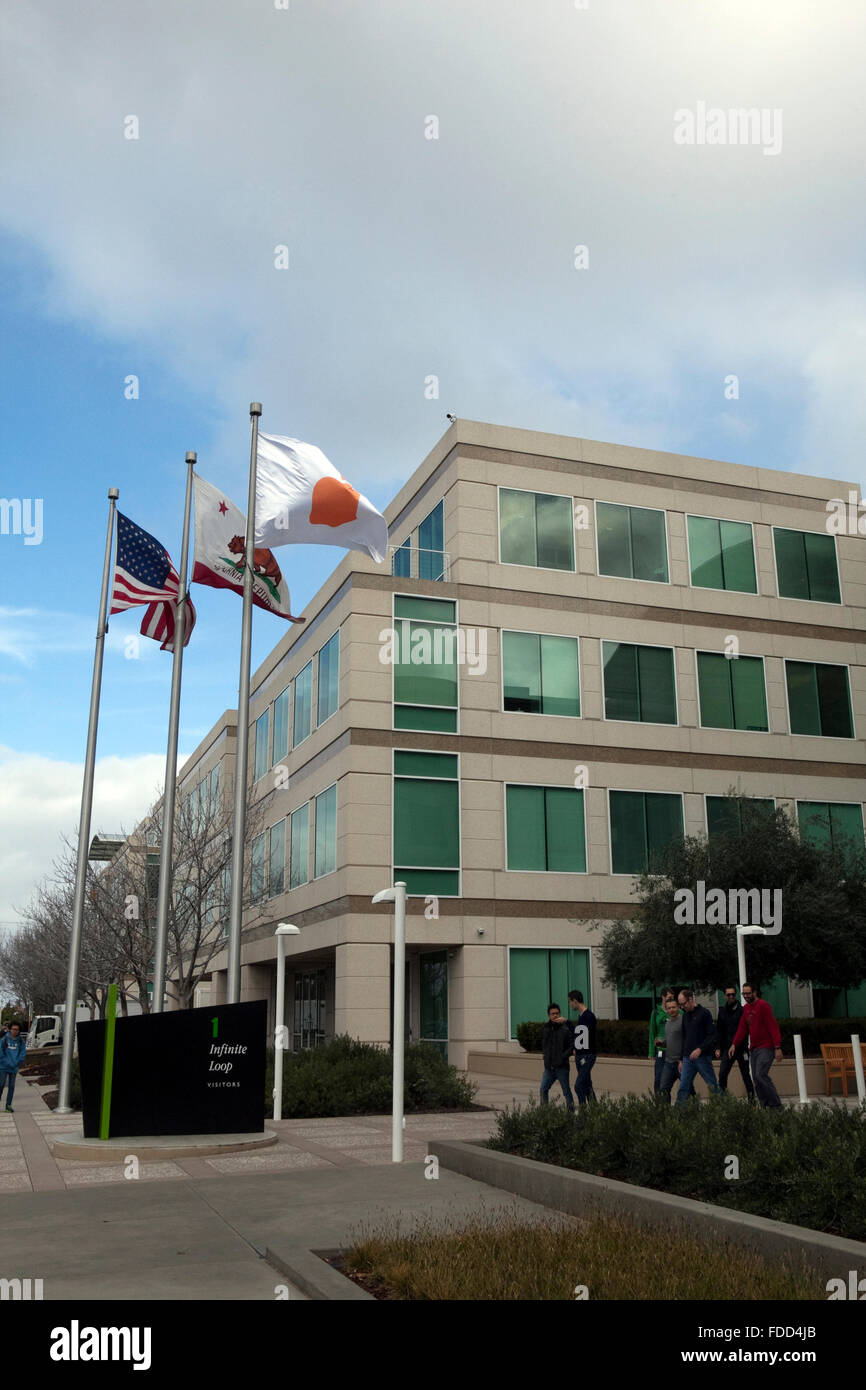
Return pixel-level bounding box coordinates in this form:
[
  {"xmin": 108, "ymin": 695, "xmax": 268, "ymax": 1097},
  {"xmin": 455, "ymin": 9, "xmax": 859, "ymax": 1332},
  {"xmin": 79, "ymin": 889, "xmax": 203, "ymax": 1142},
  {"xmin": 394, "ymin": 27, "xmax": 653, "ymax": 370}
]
[{"xmin": 77, "ymin": 1000, "xmax": 266, "ymax": 1137}]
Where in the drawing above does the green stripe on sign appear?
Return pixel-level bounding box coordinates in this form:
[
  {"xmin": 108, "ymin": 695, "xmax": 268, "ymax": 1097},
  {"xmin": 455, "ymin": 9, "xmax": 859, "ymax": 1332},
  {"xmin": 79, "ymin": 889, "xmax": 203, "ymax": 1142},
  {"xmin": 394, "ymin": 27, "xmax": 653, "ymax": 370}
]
[{"xmin": 99, "ymin": 982, "xmax": 118, "ymax": 1141}]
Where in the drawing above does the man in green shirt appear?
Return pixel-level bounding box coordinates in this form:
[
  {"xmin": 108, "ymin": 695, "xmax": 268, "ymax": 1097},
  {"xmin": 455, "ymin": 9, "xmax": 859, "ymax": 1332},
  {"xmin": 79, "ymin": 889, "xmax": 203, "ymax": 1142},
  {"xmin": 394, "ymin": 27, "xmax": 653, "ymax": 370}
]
[{"xmin": 649, "ymin": 987, "xmax": 677, "ymax": 1092}]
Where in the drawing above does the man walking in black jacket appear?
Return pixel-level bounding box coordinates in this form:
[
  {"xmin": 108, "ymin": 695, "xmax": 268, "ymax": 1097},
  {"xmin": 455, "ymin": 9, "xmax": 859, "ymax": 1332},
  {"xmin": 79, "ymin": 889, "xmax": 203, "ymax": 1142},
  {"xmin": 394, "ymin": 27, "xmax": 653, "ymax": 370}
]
[
  {"xmin": 540, "ymin": 1003, "xmax": 575, "ymax": 1111},
  {"xmin": 715, "ymin": 986, "xmax": 755, "ymax": 1101},
  {"xmin": 675, "ymin": 989, "xmax": 719, "ymax": 1104}
]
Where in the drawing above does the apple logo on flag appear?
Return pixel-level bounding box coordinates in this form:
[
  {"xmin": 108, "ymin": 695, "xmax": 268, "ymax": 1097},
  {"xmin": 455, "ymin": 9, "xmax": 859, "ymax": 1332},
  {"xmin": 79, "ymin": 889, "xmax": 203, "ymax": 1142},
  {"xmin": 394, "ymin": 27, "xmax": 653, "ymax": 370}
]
[{"xmin": 309, "ymin": 476, "xmax": 360, "ymax": 528}]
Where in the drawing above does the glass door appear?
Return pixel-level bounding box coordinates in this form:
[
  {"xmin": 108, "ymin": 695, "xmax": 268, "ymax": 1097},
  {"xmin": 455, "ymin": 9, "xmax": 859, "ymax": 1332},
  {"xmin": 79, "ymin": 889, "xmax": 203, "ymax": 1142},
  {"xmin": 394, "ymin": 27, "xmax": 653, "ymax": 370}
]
[{"xmin": 420, "ymin": 950, "xmax": 448, "ymax": 1058}]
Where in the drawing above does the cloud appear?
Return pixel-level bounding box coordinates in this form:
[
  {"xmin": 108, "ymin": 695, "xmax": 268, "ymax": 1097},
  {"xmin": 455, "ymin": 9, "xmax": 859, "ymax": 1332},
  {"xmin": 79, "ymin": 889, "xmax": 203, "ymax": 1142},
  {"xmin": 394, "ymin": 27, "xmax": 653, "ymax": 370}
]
[
  {"xmin": 1, "ymin": 0, "xmax": 865, "ymax": 483},
  {"xmin": 0, "ymin": 747, "xmax": 167, "ymax": 927}
]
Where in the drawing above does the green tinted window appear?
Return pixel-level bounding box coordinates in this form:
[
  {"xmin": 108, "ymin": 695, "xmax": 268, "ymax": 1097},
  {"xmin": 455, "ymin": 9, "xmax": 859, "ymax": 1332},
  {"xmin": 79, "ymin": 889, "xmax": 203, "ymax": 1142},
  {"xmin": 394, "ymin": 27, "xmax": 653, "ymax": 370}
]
[
  {"xmin": 394, "ymin": 780, "xmax": 459, "ymax": 872},
  {"xmin": 418, "ymin": 501, "xmax": 445, "ymax": 581},
  {"xmin": 597, "ymin": 501, "xmax": 668, "ymax": 583},
  {"xmin": 393, "ymin": 621, "xmax": 458, "ymax": 707},
  {"xmin": 499, "ymin": 488, "xmax": 574, "ymax": 571},
  {"xmin": 610, "ymin": 791, "xmax": 683, "ymax": 874},
  {"xmin": 293, "ymin": 662, "xmax": 313, "ymax": 746},
  {"xmin": 688, "ymin": 516, "xmax": 757, "ymax": 593},
  {"xmin": 251, "ymin": 832, "xmax": 266, "ymax": 902},
  {"xmin": 506, "ymin": 785, "xmax": 586, "ymax": 872},
  {"xmin": 289, "ymin": 804, "xmax": 310, "ymax": 888},
  {"xmin": 393, "ymin": 751, "xmax": 458, "ymax": 778},
  {"xmin": 603, "ymin": 642, "xmax": 676, "ymax": 724},
  {"xmin": 394, "ymin": 595, "xmax": 456, "ymax": 623},
  {"xmin": 707, "ymin": 796, "xmax": 774, "ymax": 841},
  {"xmin": 254, "ymin": 709, "xmax": 269, "ymax": 782},
  {"xmin": 314, "ymin": 784, "xmax": 337, "ymax": 877},
  {"xmin": 503, "ymin": 631, "xmax": 579, "ymax": 717},
  {"xmin": 786, "ymin": 662, "xmax": 853, "ymax": 737},
  {"xmin": 317, "ymin": 632, "xmax": 339, "ymax": 724},
  {"xmin": 394, "ymin": 706, "xmax": 457, "ymax": 732},
  {"xmin": 273, "ymin": 686, "xmax": 290, "ymax": 764},
  {"xmin": 509, "ymin": 948, "xmax": 591, "ymax": 1038},
  {"xmin": 697, "ymin": 653, "xmax": 767, "ymax": 731},
  {"xmin": 775, "ymin": 529, "xmax": 841, "ymax": 603},
  {"xmin": 798, "ymin": 801, "xmax": 864, "ymax": 868},
  {"xmin": 269, "ymin": 821, "xmax": 285, "ymax": 897}
]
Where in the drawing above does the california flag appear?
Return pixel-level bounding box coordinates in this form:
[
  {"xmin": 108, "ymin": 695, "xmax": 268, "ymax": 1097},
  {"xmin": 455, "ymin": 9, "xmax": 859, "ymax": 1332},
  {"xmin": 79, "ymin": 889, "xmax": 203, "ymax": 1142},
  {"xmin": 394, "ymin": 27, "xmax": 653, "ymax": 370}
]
[
  {"xmin": 255, "ymin": 432, "xmax": 388, "ymax": 563},
  {"xmin": 192, "ymin": 474, "xmax": 304, "ymax": 622}
]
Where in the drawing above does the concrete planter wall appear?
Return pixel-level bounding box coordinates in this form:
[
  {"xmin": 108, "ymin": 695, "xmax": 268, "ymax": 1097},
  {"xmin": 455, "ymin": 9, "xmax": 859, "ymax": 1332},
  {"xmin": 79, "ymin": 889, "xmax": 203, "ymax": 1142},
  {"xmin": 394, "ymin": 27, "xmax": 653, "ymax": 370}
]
[
  {"xmin": 428, "ymin": 1139, "xmax": 866, "ymax": 1281},
  {"xmin": 468, "ymin": 1050, "xmax": 829, "ymax": 1098}
]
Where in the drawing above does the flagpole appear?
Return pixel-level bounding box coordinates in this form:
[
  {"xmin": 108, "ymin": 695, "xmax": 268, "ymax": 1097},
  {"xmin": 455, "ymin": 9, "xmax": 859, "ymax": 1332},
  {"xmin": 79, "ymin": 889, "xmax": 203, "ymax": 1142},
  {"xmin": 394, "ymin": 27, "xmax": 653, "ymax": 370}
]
[
  {"xmin": 152, "ymin": 451, "xmax": 196, "ymax": 1014},
  {"xmin": 227, "ymin": 403, "xmax": 261, "ymax": 1004},
  {"xmin": 57, "ymin": 487, "xmax": 119, "ymax": 1114}
]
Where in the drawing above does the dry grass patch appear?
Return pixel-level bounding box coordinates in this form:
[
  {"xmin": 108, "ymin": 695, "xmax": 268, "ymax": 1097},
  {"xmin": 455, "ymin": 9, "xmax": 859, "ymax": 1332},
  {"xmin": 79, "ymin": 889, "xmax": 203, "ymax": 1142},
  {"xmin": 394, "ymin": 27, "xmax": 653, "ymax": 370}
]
[{"xmin": 343, "ymin": 1203, "xmax": 825, "ymax": 1301}]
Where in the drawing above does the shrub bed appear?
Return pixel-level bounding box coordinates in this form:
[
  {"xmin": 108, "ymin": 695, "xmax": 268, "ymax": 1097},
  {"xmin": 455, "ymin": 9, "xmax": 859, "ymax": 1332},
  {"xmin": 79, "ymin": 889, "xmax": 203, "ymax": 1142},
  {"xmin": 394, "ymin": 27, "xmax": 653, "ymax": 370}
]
[
  {"xmin": 266, "ymin": 1035, "xmax": 478, "ymax": 1117},
  {"xmin": 488, "ymin": 1095, "xmax": 866, "ymax": 1241},
  {"xmin": 516, "ymin": 1016, "xmax": 866, "ymax": 1057},
  {"xmin": 341, "ymin": 1204, "xmax": 823, "ymax": 1300}
]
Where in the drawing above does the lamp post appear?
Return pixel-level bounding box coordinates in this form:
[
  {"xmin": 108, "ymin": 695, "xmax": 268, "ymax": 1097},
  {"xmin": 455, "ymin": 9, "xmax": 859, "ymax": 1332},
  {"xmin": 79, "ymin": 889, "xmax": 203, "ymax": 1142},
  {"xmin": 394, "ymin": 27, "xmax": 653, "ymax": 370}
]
[
  {"xmin": 735, "ymin": 925, "xmax": 768, "ymax": 995},
  {"xmin": 372, "ymin": 882, "xmax": 407, "ymax": 1162},
  {"xmin": 273, "ymin": 924, "xmax": 300, "ymax": 1122}
]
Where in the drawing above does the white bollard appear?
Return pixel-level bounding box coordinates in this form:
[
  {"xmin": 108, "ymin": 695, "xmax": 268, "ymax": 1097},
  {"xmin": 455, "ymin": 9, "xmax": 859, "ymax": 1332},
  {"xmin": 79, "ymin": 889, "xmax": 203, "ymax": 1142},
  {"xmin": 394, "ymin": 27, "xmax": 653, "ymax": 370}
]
[
  {"xmin": 792, "ymin": 1033, "xmax": 809, "ymax": 1106},
  {"xmin": 851, "ymin": 1033, "xmax": 866, "ymax": 1105}
]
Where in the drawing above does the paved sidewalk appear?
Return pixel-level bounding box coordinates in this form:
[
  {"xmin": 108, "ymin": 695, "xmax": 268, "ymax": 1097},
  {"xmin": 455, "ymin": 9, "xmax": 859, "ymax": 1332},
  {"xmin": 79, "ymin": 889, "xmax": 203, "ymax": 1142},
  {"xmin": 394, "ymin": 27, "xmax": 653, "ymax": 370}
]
[
  {"xmin": 0, "ymin": 1160, "xmax": 564, "ymax": 1301},
  {"xmin": 2, "ymin": 1073, "xmax": 514, "ymax": 1194}
]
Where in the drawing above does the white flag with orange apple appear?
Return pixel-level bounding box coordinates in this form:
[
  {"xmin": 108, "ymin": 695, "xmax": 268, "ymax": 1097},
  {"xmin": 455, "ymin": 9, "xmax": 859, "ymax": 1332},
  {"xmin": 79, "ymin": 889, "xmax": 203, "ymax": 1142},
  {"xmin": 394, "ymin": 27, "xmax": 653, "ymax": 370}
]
[{"xmin": 254, "ymin": 432, "xmax": 389, "ymax": 563}]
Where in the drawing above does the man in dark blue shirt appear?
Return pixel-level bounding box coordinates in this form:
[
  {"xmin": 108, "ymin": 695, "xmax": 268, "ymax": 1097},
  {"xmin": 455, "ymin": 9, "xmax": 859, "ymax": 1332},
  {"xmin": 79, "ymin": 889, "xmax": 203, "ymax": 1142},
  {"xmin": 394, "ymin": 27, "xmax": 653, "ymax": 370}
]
[
  {"xmin": 675, "ymin": 989, "xmax": 719, "ymax": 1104},
  {"xmin": 568, "ymin": 990, "xmax": 597, "ymax": 1104}
]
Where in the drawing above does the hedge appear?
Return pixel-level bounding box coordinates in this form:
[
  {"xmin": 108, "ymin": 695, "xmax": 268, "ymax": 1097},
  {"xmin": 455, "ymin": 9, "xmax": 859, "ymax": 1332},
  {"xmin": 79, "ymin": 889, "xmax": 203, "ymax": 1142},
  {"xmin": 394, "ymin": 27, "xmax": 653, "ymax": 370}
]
[
  {"xmin": 265, "ymin": 1034, "xmax": 477, "ymax": 1117},
  {"xmin": 488, "ymin": 1094, "xmax": 866, "ymax": 1241}
]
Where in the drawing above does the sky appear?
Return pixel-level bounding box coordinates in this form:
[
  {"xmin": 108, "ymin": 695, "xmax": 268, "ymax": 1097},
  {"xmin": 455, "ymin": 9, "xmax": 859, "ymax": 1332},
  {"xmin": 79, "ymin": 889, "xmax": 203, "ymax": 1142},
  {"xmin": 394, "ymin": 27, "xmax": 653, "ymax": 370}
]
[{"xmin": 1, "ymin": 0, "xmax": 865, "ymax": 930}]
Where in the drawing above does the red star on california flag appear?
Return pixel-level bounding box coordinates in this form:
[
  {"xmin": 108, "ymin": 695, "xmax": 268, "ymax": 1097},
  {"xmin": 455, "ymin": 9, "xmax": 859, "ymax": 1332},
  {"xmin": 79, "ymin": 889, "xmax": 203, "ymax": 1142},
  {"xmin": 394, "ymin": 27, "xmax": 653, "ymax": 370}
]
[{"xmin": 218, "ymin": 501, "xmax": 228, "ymax": 515}]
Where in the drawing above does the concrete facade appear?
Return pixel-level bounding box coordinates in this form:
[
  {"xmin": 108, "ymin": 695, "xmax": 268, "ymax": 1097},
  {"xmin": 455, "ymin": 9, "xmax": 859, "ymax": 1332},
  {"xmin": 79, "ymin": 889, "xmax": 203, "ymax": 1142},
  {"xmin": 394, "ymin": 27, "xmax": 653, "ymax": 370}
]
[{"xmin": 166, "ymin": 420, "xmax": 865, "ymax": 1066}]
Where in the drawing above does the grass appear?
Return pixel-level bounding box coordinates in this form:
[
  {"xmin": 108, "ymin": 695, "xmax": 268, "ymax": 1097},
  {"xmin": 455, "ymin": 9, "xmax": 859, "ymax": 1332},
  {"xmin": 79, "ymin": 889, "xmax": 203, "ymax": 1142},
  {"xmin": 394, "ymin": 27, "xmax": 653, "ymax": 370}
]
[{"xmin": 341, "ymin": 1204, "xmax": 825, "ymax": 1300}]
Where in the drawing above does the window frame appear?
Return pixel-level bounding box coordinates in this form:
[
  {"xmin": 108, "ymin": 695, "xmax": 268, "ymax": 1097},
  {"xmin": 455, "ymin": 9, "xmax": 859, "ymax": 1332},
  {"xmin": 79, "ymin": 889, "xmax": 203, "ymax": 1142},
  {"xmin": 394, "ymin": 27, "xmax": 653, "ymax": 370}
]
[
  {"xmin": 694, "ymin": 648, "xmax": 770, "ymax": 734},
  {"xmin": 313, "ymin": 782, "xmax": 339, "ymax": 880},
  {"xmin": 272, "ymin": 682, "xmax": 291, "ymax": 766},
  {"xmin": 502, "ymin": 780, "xmax": 588, "ymax": 874},
  {"xmin": 593, "ymin": 498, "xmax": 671, "ymax": 586},
  {"xmin": 253, "ymin": 707, "xmax": 270, "ymax": 783},
  {"xmin": 703, "ymin": 794, "xmax": 777, "ymax": 838},
  {"xmin": 292, "ymin": 659, "xmax": 314, "ymax": 748},
  {"xmin": 316, "ymin": 629, "xmax": 341, "ymax": 729},
  {"xmin": 607, "ymin": 787, "xmax": 685, "ymax": 877},
  {"xmin": 795, "ymin": 798, "xmax": 866, "ymax": 856},
  {"xmin": 391, "ymin": 593, "xmax": 461, "ymax": 734},
  {"xmin": 499, "ymin": 628, "xmax": 581, "ymax": 720},
  {"xmin": 391, "ymin": 747, "xmax": 461, "ymax": 897},
  {"xmin": 601, "ymin": 638, "xmax": 679, "ymax": 727},
  {"xmin": 771, "ymin": 526, "xmax": 842, "ymax": 606},
  {"xmin": 496, "ymin": 484, "xmax": 576, "ymax": 574},
  {"xmin": 685, "ymin": 511, "xmax": 759, "ymax": 595},
  {"xmin": 288, "ymin": 801, "xmax": 311, "ymax": 890},
  {"xmin": 783, "ymin": 658, "xmax": 855, "ymax": 739}
]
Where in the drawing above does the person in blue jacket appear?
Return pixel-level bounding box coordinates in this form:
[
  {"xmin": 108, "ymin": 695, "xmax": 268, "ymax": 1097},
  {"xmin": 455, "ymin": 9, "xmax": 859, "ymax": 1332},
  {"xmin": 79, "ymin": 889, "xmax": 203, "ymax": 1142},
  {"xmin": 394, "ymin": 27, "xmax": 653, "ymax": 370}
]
[
  {"xmin": 0, "ymin": 1023, "xmax": 27, "ymax": 1112},
  {"xmin": 675, "ymin": 989, "xmax": 719, "ymax": 1104}
]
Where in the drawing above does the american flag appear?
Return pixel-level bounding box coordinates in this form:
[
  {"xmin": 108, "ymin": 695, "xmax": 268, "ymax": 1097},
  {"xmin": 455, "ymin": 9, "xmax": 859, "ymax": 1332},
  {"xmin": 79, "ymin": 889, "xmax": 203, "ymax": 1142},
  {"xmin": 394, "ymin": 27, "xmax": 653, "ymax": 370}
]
[
  {"xmin": 111, "ymin": 512, "xmax": 195, "ymax": 651},
  {"xmin": 141, "ymin": 593, "xmax": 197, "ymax": 651}
]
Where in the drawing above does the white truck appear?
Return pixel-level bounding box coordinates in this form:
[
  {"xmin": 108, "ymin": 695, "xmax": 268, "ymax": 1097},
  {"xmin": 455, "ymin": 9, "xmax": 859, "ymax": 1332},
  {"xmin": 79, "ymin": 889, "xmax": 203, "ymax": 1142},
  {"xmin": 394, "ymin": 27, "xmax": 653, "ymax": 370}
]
[{"xmin": 27, "ymin": 998, "xmax": 142, "ymax": 1049}]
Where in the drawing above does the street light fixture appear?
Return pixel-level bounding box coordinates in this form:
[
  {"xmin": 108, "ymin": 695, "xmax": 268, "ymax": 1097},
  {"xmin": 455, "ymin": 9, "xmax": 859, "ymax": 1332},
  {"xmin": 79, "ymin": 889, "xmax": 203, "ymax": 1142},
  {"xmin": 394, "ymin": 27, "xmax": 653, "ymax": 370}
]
[
  {"xmin": 735, "ymin": 925, "xmax": 768, "ymax": 995},
  {"xmin": 273, "ymin": 923, "xmax": 300, "ymax": 1122},
  {"xmin": 372, "ymin": 882, "xmax": 407, "ymax": 1162}
]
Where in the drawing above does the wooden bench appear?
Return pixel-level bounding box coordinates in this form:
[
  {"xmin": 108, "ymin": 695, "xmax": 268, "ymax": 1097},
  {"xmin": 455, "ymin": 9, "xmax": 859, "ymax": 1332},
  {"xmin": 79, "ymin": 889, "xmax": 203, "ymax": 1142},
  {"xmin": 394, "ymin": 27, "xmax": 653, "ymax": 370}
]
[{"xmin": 820, "ymin": 1042, "xmax": 866, "ymax": 1096}]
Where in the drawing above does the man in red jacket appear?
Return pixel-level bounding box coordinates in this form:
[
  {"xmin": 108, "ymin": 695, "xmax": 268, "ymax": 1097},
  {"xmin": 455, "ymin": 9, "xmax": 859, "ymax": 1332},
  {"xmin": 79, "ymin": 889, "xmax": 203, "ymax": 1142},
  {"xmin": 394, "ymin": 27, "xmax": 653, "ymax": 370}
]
[{"xmin": 729, "ymin": 983, "xmax": 783, "ymax": 1109}]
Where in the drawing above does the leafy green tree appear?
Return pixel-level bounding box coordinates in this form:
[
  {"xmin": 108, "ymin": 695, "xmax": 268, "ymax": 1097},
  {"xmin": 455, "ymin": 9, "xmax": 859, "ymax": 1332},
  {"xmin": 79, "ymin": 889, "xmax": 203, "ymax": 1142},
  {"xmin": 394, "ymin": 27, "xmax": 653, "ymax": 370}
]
[{"xmin": 598, "ymin": 795, "xmax": 866, "ymax": 995}]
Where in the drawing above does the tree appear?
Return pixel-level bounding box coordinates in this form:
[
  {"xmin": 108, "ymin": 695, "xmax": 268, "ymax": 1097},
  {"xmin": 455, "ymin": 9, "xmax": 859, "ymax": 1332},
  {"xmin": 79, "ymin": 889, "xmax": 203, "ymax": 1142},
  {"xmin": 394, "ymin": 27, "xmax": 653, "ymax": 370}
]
[{"xmin": 597, "ymin": 795, "xmax": 866, "ymax": 996}]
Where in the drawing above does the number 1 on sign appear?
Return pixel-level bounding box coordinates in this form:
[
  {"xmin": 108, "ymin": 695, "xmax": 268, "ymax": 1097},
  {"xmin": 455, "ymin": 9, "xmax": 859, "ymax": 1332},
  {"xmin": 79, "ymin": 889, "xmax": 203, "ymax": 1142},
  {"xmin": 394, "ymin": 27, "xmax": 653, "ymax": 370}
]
[{"xmin": 212, "ymin": 1017, "xmax": 218, "ymax": 1038}]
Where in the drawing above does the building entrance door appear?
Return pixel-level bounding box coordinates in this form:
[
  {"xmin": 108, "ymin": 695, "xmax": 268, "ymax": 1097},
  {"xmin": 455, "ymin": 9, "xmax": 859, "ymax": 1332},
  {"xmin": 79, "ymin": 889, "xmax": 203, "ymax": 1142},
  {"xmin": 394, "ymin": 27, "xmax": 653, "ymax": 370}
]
[
  {"xmin": 420, "ymin": 951, "xmax": 448, "ymax": 1058},
  {"xmin": 293, "ymin": 969, "xmax": 326, "ymax": 1050}
]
